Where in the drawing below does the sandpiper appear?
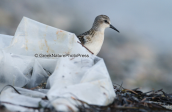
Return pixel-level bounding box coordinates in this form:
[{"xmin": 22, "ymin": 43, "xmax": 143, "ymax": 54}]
[{"xmin": 77, "ymin": 15, "xmax": 119, "ymax": 55}]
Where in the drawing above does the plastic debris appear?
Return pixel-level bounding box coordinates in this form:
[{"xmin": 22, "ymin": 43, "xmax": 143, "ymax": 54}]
[{"xmin": 0, "ymin": 17, "xmax": 115, "ymax": 111}]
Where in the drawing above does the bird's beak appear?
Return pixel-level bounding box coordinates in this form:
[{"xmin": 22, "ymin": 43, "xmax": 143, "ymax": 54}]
[{"xmin": 110, "ymin": 24, "xmax": 119, "ymax": 33}]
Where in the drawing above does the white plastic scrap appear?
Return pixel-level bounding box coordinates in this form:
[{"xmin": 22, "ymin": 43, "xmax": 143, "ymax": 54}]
[{"xmin": 0, "ymin": 17, "xmax": 116, "ymax": 111}]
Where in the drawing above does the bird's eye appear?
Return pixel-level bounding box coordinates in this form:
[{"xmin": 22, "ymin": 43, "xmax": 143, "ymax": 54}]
[{"xmin": 104, "ymin": 20, "xmax": 109, "ymax": 24}]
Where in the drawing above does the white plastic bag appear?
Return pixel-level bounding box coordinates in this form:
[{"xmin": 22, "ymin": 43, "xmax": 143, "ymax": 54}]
[{"xmin": 0, "ymin": 17, "xmax": 115, "ymax": 111}]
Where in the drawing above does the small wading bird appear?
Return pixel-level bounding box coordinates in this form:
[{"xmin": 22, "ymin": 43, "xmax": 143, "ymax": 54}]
[{"xmin": 77, "ymin": 15, "xmax": 119, "ymax": 55}]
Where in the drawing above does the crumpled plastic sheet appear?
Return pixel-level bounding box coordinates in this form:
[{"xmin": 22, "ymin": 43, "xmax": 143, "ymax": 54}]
[{"xmin": 0, "ymin": 17, "xmax": 116, "ymax": 111}]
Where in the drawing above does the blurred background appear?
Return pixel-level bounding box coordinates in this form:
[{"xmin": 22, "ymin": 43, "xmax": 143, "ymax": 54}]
[{"xmin": 0, "ymin": 0, "xmax": 172, "ymax": 92}]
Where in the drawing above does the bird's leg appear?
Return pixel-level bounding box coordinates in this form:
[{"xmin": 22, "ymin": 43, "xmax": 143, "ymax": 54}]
[{"xmin": 77, "ymin": 41, "xmax": 94, "ymax": 54}]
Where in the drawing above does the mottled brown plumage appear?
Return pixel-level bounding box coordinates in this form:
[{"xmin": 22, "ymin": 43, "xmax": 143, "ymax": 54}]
[{"xmin": 77, "ymin": 29, "xmax": 96, "ymax": 44}]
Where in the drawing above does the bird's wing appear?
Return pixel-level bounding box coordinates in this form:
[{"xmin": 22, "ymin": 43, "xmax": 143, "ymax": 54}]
[
  {"xmin": 77, "ymin": 29, "xmax": 95, "ymax": 44},
  {"xmin": 77, "ymin": 34, "xmax": 86, "ymax": 44}
]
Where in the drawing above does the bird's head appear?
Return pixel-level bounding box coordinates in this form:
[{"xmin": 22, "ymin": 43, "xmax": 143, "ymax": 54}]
[{"xmin": 92, "ymin": 15, "xmax": 119, "ymax": 33}]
